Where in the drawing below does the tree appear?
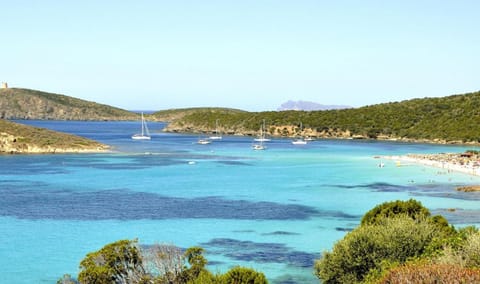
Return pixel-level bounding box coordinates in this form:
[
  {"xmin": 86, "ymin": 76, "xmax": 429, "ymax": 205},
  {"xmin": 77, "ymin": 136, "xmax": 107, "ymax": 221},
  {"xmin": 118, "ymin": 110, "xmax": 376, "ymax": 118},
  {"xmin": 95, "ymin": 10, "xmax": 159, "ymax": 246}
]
[
  {"xmin": 182, "ymin": 247, "xmax": 208, "ymax": 281},
  {"xmin": 142, "ymin": 243, "xmax": 184, "ymax": 283},
  {"xmin": 78, "ymin": 239, "xmax": 147, "ymax": 284},
  {"xmin": 73, "ymin": 240, "xmax": 269, "ymax": 284}
]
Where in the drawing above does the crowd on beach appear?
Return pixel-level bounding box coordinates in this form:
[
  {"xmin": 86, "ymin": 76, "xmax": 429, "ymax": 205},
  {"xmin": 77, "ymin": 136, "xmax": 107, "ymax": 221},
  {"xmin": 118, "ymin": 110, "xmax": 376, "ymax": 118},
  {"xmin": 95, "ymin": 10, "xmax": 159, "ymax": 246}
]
[{"xmin": 383, "ymin": 151, "xmax": 480, "ymax": 177}]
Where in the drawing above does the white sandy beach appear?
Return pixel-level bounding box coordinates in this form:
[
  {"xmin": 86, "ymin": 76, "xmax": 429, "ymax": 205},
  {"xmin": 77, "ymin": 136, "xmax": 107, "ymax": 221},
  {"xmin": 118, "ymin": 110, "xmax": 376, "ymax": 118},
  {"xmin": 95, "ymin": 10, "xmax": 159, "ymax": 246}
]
[{"xmin": 382, "ymin": 154, "xmax": 480, "ymax": 176}]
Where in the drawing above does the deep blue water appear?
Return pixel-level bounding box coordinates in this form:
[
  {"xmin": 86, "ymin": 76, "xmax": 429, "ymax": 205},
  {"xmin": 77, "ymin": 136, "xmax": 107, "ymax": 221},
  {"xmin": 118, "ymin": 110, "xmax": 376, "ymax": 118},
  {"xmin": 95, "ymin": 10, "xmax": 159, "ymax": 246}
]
[{"xmin": 1, "ymin": 120, "xmax": 480, "ymax": 283}]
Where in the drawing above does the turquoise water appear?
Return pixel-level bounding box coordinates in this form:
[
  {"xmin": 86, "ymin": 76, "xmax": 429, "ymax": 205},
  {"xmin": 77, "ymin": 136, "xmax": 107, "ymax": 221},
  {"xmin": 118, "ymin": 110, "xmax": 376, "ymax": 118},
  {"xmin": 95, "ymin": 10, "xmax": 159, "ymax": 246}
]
[{"xmin": 1, "ymin": 121, "xmax": 480, "ymax": 283}]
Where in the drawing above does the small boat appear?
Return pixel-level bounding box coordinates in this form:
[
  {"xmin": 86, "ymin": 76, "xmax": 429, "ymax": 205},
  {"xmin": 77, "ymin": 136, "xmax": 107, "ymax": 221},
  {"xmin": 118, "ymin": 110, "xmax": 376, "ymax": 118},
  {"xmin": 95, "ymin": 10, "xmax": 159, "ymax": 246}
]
[
  {"xmin": 304, "ymin": 136, "xmax": 315, "ymax": 141},
  {"xmin": 197, "ymin": 138, "xmax": 211, "ymax": 145},
  {"xmin": 252, "ymin": 143, "xmax": 266, "ymax": 150},
  {"xmin": 209, "ymin": 119, "xmax": 223, "ymax": 140},
  {"xmin": 292, "ymin": 138, "xmax": 307, "ymax": 145},
  {"xmin": 132, "ymin": 113, "xmax": 151, "ymax": 140}
]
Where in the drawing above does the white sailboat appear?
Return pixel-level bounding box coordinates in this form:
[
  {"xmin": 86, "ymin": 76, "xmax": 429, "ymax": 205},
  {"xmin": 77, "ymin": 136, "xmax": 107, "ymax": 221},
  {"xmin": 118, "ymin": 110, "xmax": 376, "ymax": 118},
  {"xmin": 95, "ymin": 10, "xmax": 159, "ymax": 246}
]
[
  {"xmin": 254, "ymin": 119, "xmax": 271, "ymax": 142},
  {"xmin": 252, "ymin": 142, "xmax": 266, "ymax": 150},
  {"xmin": 131, "ymin": 113, "xmax": 151, "ymax": 140},
  {"xmin": 209, "ymin": 119, "xmax": 222, "ymax": 140},
  {"xmin": 197, "ymin": 138, "xmax": 211, "ymax": 145},
  {"xmin": 252, "ymin": 138, "xmax": 266, "ymax": 150},
  {"xmin": 291, "ymin": 138, "xmax": 307, "ymax": 145},
  {"xmin": 291, "ymin": 122, "xmax": 307, "ymax": 145},
  {"xmin": 252, "ymin": 120, "xmax": 268, "ymax": 150}
]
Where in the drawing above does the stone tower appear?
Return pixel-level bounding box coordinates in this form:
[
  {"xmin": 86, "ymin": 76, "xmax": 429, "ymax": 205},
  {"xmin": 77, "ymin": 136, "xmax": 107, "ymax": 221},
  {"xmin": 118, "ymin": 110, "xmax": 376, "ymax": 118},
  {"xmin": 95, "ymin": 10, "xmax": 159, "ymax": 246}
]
[{"xmin": 1, "ymin": 82, "xmax": 7, "ymax": 89}]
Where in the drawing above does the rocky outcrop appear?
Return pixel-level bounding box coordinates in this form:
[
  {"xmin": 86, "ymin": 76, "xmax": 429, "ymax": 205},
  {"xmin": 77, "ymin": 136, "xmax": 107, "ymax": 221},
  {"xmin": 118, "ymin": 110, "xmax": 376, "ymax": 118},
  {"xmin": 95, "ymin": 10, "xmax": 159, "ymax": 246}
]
[
  {"xmin": 456, "ymin": 186, "xmax": 480, "ymax": 192},
  {"xmin": 0, "ymin": 119, "xmax": 109, "ymax": 154}
]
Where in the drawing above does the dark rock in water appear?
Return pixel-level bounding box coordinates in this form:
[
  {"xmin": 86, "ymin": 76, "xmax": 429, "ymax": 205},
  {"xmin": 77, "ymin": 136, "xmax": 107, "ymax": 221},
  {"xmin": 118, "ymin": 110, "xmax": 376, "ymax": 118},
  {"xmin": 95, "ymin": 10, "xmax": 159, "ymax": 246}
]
[{"xmin": 457, "ymin": 185, "xmax": 480, "ymax": 192}]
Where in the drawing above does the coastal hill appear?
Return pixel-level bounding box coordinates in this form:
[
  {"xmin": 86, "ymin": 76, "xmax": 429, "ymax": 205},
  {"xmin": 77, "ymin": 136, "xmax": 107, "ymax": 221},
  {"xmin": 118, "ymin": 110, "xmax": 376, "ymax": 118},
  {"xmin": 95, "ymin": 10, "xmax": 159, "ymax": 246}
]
[
  {"xmin": 277, "ymin": 100, "xmax": 350, "ymax": 111},
  {"xmin": 0, "ymin": 88, "xmax": 138, "ymax": 120},
  {"xmin": 158, "ymin": 90, "xmax": 480, "ymax": 144},
  {"xmin": 0, "ymin": 119, "xmax": 108, "ymax": 154},
  {"xmin": 152, "ymin": 107, "xmax": 247, "ymax": 122}
]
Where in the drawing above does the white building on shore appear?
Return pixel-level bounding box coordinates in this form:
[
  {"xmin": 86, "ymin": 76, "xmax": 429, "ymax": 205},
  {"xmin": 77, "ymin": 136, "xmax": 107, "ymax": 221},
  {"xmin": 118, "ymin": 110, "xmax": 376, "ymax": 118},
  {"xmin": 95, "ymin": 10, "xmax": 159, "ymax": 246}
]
[{"xmin": 1, "ymin": 82, "xmax": 8, "ymax": 89}]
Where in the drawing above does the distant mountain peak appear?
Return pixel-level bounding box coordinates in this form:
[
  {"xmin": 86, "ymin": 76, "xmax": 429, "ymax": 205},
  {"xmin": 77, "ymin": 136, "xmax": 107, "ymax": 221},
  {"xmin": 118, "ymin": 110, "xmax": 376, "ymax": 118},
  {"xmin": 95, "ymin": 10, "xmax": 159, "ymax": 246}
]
[{"xmin": 277, "ymin": 100, "xmax": 350, "ymax": 111}]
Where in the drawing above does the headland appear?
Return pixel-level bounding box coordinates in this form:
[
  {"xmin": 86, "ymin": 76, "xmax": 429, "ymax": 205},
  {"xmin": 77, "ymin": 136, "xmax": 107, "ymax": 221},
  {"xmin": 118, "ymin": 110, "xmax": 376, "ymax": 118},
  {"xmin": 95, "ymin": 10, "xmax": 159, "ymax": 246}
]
[{"xmin": 0, "ymin": 119, "xmax": 109, "ymax": 154}]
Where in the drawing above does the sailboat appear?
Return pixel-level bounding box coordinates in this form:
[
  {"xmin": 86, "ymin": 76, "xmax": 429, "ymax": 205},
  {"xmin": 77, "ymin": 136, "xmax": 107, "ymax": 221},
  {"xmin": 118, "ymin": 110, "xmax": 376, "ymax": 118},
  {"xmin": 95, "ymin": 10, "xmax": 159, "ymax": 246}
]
[
  {"xmin": 254, "ymin": 119, "xmax": 271, "ymax": 142},
  {"xmin": 197, "ymin": 137, "xmax": 211, "ymax": 145},
  {"xmin": 252, "ymin": 138, "xmax": 266, "ymax": 150},
  {"xmin": 131, "ymin": 112, "xmax": 151, "ymax": 140},
  {"xmin": 209, "ymin": 119, "xmax": 222, "ymax": 140},
  {"xmin": 291, "ymin": 138, "xmax": 307, "ymax": 145},
  {"xmin": 252, "ymin": 120, "xmax": 268, "ymax": 150},
  {"xmin": 252, "ymin": 141, "xmax": 266, "ymax": 150},
  {"xmin": 291, "ymin": 122, "xmax": 307, "ymax": 145}
]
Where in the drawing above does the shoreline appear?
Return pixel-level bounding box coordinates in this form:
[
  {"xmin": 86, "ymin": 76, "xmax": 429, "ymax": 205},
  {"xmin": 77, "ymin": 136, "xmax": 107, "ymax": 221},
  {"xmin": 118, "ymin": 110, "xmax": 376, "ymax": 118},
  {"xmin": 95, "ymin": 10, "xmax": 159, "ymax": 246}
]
[{"xmin": 381, "ymin": 153, "xmax": 480, "ymax": 176}]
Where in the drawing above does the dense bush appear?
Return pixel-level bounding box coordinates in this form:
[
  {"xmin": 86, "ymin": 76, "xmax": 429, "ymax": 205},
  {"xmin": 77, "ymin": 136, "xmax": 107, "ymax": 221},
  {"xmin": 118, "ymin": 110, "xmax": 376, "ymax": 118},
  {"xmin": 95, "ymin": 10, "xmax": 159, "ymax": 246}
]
[
  {"xmin": 220, "ymin": 266, "xmax": 268, "ymax": 284},
  {"xmin": 315, "ymin": 215, "xmax": 447, "ymax": 283},
  {"xmin": 377, "ymin": 263, "xmax": 480, "ymax": 284},
  {"xmin": 78, "ymin": 239, "xmax": 146, "ymax": 284},
  {"xmin": 436, "ymin": 229, "xmax": 480, "ymax": 268},
  {"xmin": 360, "ymin": 199, "xmax": 431, "ymax": 226},
  {"xmin": 70, "ymin": 240, "xmax": 268, "ymax": 284}
]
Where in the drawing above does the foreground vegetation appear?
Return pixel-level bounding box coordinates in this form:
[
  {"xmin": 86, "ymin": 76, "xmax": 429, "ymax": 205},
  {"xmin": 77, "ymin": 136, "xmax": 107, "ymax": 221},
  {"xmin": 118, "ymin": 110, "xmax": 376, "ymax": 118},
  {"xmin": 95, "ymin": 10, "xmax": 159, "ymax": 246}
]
[
  {"xmin": 58, "ymin": 199, "xmax": 480, "ymax": 283},
  {"xmin": 315, "ymin": 199, "xmax": 480, "ymax": 283},
  {"xmin": 156, "ymin": 90, "xmax": 480, "ymax": 143},
  {"xmin": 58, "ymin": 241, "xmax": 267, "ymax": 284}
]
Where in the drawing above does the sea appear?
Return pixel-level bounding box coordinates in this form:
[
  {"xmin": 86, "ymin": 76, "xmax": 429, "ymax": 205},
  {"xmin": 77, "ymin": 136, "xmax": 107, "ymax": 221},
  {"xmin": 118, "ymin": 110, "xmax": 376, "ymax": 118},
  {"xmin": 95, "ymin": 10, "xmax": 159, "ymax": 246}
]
[{"xmin": 1, "ymin": 120, "xmax": 480, "ymax": 284}]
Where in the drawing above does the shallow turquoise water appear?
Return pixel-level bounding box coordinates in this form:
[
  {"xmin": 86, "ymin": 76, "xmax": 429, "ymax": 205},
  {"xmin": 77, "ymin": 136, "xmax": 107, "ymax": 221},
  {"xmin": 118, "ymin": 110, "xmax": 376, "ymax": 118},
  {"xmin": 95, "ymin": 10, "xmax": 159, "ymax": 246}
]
[{"xmin": 1, "ymin": 121, "xmax": 480, "ymax": 283}]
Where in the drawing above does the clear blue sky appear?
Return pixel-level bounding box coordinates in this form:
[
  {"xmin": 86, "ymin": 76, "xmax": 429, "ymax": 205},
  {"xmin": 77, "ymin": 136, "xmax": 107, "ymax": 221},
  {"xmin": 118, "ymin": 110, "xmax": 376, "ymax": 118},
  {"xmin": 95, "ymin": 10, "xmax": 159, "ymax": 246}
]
[{"xmin": 2, "ymin": 1, "xmax": 479, "ymax": 111}]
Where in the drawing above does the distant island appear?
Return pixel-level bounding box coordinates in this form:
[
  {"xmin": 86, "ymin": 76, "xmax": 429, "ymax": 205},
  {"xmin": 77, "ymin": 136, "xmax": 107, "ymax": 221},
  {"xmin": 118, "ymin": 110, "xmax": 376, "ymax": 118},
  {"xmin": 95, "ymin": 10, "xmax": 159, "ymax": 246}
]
[
  {"xmin": 0, "ymin": 119, "xmax": 108, "ymax": 154},
  {"xmin": 277, "ymin": 100, "xmax": 350, "ymax": 111}
]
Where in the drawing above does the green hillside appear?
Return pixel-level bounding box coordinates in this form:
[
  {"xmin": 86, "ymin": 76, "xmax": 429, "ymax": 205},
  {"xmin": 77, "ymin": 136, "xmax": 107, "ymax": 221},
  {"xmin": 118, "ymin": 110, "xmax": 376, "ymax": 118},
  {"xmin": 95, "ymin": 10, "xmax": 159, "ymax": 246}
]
[
  {"xmin": 0, "ymin": 88, "xmax": 138, "ymax": 120},
  {"xmin": 0, "ymin": 119, "xmax": 108, "ymax": 153},
  {"xmin": 160, "ymin": 91, "xmax": 480, "ymax": 143},
  {"xmin": 152, "ymin": 107, "xmax": 247, "ymax": 122}
]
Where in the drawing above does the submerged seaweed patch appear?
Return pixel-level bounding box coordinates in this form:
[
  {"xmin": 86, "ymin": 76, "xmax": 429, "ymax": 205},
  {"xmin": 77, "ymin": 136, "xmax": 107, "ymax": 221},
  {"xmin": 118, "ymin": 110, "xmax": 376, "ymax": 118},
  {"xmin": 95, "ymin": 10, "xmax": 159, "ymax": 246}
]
[
  {"xmin": 202, "ymin": 238, "xmax": 320, "ymax": 268},
  {"xmin": 432, "ymin": 208, "xmax": 480, "ymax": 224},
  {"xmin": 331, "ymin": 182, "xmax": 415, "ymax": 192},
  {"xmin": 0, "ymin": 188, "xmax": 321, "ymax": 221},
  {"xmin": 261, "ymin": 231, "xmax": 300, "ymax": 236}
]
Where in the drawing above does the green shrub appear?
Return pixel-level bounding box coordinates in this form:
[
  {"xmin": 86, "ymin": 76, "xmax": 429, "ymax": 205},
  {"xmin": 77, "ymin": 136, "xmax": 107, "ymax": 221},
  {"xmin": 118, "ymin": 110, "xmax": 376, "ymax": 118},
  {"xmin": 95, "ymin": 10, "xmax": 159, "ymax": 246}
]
[
  {"xmin": 315, "ymin": 216, "xmax": 447, "ymax": 283},
  {"xmin": 360, "ymin": 199, "xmax": 431, "ymax": 226},
  {"xmin": 437, "ymin": 229, "xmax": 480, "ymax": 268},
  {"xmin": 78, "ymin": 239, "xmax": 146, "ymax": 284},
  {"xmin": 220, "ymin": 266, "xmax": 268, "ymax": 284}
]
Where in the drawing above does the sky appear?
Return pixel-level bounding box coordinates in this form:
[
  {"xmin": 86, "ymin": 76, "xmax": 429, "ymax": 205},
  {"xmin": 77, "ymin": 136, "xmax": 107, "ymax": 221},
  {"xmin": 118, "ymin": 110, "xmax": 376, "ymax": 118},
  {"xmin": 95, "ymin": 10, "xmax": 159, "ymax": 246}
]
[{"xmin": 2, "ymin": 1, "xmax": 479, "ymax": 111}]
